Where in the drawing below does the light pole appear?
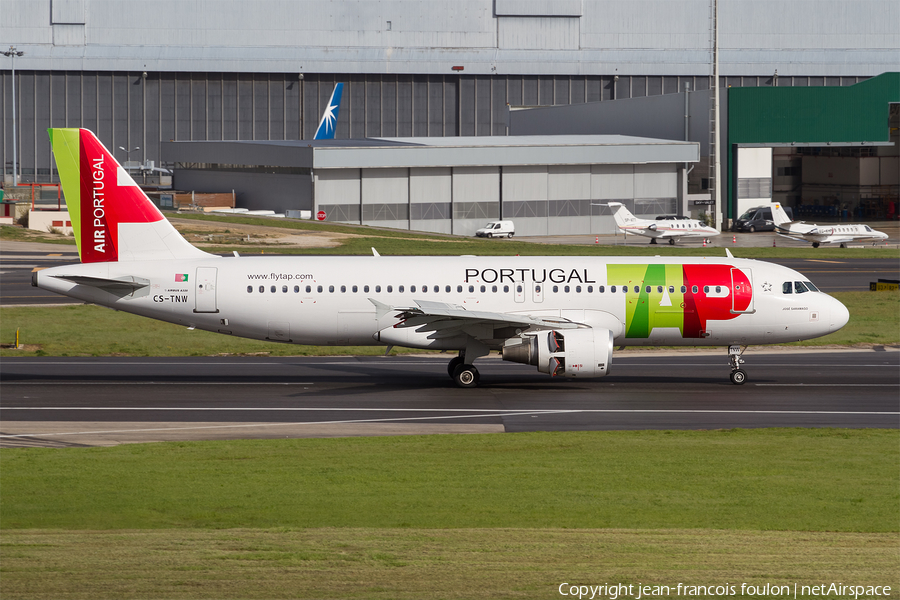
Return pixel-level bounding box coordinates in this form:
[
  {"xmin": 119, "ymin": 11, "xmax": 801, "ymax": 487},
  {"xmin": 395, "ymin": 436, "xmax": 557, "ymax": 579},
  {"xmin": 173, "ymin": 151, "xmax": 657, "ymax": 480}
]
[{"xmin": 3, "ymin": 46, "xmax": 25, "ymax": 186}]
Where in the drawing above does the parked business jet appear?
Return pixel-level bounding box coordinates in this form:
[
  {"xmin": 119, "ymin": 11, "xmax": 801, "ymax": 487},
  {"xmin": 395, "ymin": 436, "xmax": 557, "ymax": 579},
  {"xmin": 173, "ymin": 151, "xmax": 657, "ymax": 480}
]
[
  {"xmin": 35, "ymin": 129, "xmax": 849, "ymax": 387},
  {"xmin": 313, "ymin": 83, "xmax": 343, "ymax": 140},
  {"xmin": 771, "ymin": 202, "xmax": 889, "ymax": 248},
  {"xmin": 603, "ymin": 202, "xmax": 720, "ymax": 245}
]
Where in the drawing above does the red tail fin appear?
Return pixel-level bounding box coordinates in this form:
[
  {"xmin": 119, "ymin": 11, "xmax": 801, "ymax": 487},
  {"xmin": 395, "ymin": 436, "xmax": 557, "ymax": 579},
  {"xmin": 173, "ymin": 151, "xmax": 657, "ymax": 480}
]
[{"xmin": 50, "ymin": 128, "xmax": 208, "ymax": 263}]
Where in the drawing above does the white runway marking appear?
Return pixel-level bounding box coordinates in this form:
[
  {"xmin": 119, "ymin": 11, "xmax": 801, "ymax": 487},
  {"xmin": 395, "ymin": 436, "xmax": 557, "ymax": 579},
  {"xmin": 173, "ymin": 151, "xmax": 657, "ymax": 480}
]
[
  {"xmin": 3, "ymin": 407, "xmax": 896, "ymax": 416},
  {"xmin": 0, "ymin": 410, "xmax": 573, "ymax": 439}
]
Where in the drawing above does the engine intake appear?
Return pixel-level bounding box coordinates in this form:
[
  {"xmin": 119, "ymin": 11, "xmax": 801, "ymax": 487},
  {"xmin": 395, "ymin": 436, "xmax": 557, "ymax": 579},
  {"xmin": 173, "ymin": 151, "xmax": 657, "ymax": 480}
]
[{"xmin": 502, "ymin": 328, "xmax": 613, "ymax": 378}]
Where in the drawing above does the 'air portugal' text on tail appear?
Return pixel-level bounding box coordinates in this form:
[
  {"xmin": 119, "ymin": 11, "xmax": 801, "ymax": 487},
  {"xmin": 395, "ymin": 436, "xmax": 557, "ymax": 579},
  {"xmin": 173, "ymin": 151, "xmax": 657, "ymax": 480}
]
[{"xmin": 49, "ymin": 128, "xmax": 209, "ymax": 263}]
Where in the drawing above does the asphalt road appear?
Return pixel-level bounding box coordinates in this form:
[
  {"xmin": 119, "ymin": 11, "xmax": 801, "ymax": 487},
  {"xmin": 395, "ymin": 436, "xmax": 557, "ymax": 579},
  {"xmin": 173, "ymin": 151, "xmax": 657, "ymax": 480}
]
[
  {"xmin": 2, "ymin": 350, "xmax": 897, "ymax": 447},
  {"xmin": 1, "ymin": 241, "xmax": 897, "ymax": 305}
]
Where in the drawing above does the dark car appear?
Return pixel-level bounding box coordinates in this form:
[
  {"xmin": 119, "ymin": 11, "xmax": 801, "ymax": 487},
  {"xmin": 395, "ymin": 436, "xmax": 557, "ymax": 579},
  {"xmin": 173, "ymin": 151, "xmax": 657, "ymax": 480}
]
[{"xmin": 731, "ymin": 205, "xmax": 793, "ymax": 232}]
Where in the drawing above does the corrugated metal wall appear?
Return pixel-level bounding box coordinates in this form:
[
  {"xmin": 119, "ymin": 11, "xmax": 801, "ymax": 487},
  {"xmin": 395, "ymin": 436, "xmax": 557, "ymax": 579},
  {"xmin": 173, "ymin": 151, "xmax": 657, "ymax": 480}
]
[{"xmin": 1, "ymin": 71, "xmax": 870, "ymax": 181}]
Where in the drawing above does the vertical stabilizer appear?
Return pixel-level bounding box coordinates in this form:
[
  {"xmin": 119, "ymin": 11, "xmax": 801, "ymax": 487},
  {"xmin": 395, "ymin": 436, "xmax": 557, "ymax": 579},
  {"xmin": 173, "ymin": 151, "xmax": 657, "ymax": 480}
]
[
  {"xmin": 49, "ymin": 128, "xmax": 211, "ymax": 263},
  {"xmin": 314, "ymin": 83, "xmax": 344, "ymax": 140},
  {"xmin": 605, "ymin": 202, "xmax": 637, "ymax": 228},
  {"xmin": 771, "ymin": 203, "xmax": 792, "ymax": 227}
]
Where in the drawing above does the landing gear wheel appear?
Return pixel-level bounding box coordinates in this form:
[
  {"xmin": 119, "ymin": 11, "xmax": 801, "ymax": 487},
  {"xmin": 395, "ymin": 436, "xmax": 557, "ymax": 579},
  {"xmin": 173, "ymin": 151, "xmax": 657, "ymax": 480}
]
[
  {"xmin": 840, "ymin": 243, "xmax": 846, "ymax": 248},
  {"xmin": 727, "ymin": 345, "xmax": 747, "ymax": 385},
  {"xmin": 649, "ymin": 238, "xmax": 658, "ymax": 245},
  {"xmin": 453, "ymin": 364, "xmax": 480, "ymax": 388},
  {"xmin": 812, "ymin": 242, "xmax": 820, "ymax": 248},
  {"xmin": 668, "ymin": 238, "xmax": 676, "ymax": 246},
  {"xmin": 447, "ymin": 355, "xmax": 464, "ymax": 378}
]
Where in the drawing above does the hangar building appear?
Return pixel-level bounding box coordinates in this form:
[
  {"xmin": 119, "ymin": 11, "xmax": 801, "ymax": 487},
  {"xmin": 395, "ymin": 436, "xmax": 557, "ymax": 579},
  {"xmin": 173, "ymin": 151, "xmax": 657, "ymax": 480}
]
[
  {"xmin": 164, "ymin": 135, "xmax": 698, "ymax": 236},
  {"xmin": 2, "ymin": 0, "xmax": 897, "ymax": 230}
]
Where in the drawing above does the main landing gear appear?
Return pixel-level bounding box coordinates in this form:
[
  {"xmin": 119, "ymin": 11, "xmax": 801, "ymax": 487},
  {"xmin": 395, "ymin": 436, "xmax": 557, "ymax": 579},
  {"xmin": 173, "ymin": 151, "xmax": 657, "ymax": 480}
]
[
  {"xmin": 448, "ymin": 354, "xmax": 480, "ymax": 388},
  {"xmin": 728, "ymin": 345, "xmax": 747, "ymax": 385}
]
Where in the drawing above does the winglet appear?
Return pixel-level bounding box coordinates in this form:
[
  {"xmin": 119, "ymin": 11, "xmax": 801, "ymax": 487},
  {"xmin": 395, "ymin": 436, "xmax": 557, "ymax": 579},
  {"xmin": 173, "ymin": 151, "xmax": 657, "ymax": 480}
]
[{"xmin": 372, "ymin": 247, "xmax": 381, "ymax": 257}]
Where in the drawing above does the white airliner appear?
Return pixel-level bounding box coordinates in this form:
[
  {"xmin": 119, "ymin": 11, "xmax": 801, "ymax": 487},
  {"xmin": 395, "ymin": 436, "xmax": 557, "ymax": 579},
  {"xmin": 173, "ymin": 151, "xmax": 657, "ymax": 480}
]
[
  {"xmin": 603, "ymin": 202, "xmax": 720, "ymax": 245},
  {"xmin": 771, "ymin": 202, "xmax": 889, "ymax": 248},
  {"xmin": 34, "ymin": 129, "xmax": 849, "ymax": 387}
]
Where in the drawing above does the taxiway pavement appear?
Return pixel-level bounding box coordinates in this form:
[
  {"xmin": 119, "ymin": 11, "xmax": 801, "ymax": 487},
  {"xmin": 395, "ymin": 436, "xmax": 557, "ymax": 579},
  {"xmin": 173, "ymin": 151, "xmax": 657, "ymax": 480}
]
[{"xmin": 2, "ymin": 349, "xmax": 897, "ymax": 447}]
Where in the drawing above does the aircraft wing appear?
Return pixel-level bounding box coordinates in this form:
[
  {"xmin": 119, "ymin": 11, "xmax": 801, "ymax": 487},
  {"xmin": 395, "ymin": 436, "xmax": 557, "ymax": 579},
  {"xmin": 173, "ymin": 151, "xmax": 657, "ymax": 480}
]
[{"xmin": 370, "ymin": 298, "xmax": 580, "ymax": 339}]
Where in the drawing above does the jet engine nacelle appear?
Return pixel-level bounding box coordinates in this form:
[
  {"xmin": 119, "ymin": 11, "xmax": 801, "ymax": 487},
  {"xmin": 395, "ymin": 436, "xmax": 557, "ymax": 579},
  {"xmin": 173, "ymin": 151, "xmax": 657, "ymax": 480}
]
[{"xmin": 502, "ymin": 328, "xmax": 613, "ymax": 378}]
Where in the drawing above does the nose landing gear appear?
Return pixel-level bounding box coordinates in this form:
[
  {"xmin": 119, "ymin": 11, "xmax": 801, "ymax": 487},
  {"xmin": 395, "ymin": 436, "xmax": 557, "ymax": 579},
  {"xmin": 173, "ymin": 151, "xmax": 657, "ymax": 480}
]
[{"xmin": 728, "ymin": 345, "xmax": 747, "ymax": 385}]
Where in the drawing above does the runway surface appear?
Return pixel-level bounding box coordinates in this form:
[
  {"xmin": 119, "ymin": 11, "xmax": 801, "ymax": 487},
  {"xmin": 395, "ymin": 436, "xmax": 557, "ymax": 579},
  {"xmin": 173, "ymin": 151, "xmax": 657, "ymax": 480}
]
[{"xmin": 2, "ymin": 350, "xmax": 897, "ymax": 447}]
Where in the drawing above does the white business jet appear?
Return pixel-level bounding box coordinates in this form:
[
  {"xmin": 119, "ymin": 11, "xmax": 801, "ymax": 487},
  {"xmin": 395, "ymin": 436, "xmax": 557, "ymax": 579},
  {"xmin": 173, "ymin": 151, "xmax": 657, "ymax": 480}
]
[
  {"xmin": 603, "ymin": 202, "xmax": 720, "ymax": 245},
  {"xmin": 34, "ymin": 129, "xmax": 849, "ymax": 387},
  {"xmin": 771, "ymin": 203, "xmax": 889, "ymax": 248}
]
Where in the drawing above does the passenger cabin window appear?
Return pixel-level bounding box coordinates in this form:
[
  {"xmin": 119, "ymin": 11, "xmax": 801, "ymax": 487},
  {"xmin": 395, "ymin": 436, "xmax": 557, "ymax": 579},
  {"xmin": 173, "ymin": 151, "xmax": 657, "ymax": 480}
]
[
  {"xmin": 282, "ymin": 285, "xmax": 288, "ymax": 293},
  {"xmin": 306, "ymin": 285, "xmax": 312, "ymax": 293},
  {"xmin": 294, "ymin": 285, "xmax": 299, "ymax": 293},
  {"xmin": 456, "ymin": 285, "xmax": 462, "ymax": 293},
  {"xmin": 553, "ymin": 285, "xmax": 559, "ymax": 293},
  {"xmin": 329, "ymin": 285, "xmax": 334, "ymax": 293},
  {"xmin": 599, "ymin": 286, "xmax": 606, "ymax": 293},
  {"xmin": 691, "ymin": 286, "xmax": 698, "ymax": 294},
  {"xmin": 247, "ymin": 286, "xmax": 253, "ymax": 293},
  {"xmin": 352, "ymin": 285, "xmax": 358, "ymax": 293},
  {"xmin": 387, "ymin": 285, "xmax": 392, "ymax": 293},
  {"xmin": 492, "ymin": 285, "xmax": 497, "ymax": 293},
  {"xmin": 317, "ymin": 285, "xmax": 323, "ymax": 293},
  {"xmin": 270, "ymin": 285, "xmax": 276, "ymax": 293},
  {"xmin": 468, "ymin": 285, "xmax": 474, "ymax": 293},
  {"xmin": 375, "ymin": 285, "xmax": 381, "ymax": 293},
  {"xmin": 610, "ymin": 286, "xmax": 616, "ymax": 293},
  {"xmin": 480, "ymin": 285, "xmax": 486, "ymax": 293},
  {"xmin": 340, "ymin": 285, "xmax": 346, "ymax": 293},
  {"xmin": 399, "ymin": 285, "xmax": 405, "ymax": 293},
  {"xmin": 260, "ymin": 286, "xmax": 265, "ymax": 293},
  {"xmin": 575, "ymin": 286, "xmax": 581, "ymax": 293}
]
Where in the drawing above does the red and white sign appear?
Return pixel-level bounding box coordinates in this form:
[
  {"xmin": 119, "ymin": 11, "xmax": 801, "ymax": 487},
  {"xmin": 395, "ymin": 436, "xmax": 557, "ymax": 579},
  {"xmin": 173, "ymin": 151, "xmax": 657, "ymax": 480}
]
[{"xmin": 316, "ymin": 210, "xmax": 326, "ymax": 221}]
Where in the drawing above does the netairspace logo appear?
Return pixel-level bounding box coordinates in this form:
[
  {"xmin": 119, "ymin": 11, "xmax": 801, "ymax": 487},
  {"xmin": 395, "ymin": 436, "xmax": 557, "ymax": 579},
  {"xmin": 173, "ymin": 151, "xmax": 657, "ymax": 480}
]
[{"xmin": 557, "ymin": 582, "xmax": 893, "ymax": 599}]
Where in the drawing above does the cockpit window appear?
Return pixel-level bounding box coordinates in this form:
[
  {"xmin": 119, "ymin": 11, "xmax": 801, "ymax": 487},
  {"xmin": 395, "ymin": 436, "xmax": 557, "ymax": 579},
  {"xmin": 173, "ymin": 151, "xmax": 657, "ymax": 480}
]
[
  {"xmin": 805, "ymin": 281, "xmax": 819, "ymax": 292},
  {"xmin": 782, "ymin": 282, "xmax": 792, "ymax": 294},
  {"xmin": 794, "ymin": 281, "xmax": 809, "ymax": 294}
]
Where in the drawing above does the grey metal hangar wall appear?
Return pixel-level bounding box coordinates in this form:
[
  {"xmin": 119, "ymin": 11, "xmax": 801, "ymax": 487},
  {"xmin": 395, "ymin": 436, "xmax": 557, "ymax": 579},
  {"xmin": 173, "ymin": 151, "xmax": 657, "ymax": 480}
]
[{"xmin": 166, "ymin": 135, "xmax": 699, "ymax": 237}]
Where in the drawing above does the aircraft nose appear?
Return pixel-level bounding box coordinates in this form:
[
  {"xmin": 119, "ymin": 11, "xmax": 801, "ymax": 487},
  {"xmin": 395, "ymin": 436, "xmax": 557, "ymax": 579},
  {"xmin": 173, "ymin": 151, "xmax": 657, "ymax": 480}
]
[{"xmin": 827, "ymin": 296, "xmax": 850, "ymax": 332}]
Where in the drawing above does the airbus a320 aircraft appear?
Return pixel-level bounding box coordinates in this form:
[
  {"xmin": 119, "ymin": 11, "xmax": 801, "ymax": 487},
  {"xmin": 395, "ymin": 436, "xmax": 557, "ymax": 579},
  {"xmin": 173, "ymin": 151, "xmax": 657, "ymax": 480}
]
[
  {"xmin": 771, "ymin": 202, "xmax": 889, "ymax": 248},
  {"xmin": 35, "ymin": 129, "xmax": 849, "ymax": 387},
  {"xmin": 603, "ymin": 202, "xmax": 720, "ymax": 245}
]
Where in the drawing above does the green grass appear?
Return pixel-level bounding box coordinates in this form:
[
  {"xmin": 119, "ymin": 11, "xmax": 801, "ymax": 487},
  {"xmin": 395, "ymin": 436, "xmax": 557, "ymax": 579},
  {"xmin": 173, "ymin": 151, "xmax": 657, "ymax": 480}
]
[
  {"xmin": 1, "ymin": 292, "xmax": 896, "ymax": 357},
  {"xmin": 1, "ymin": 528, "xmax": 896, "ymax": 600},
  {"xmin": 1, "ymin": 430, "xmax": 897, "ymax": 598},
  {"xmin": 2, "ymin": 430, "xmax": 897, "ymax": 531}
]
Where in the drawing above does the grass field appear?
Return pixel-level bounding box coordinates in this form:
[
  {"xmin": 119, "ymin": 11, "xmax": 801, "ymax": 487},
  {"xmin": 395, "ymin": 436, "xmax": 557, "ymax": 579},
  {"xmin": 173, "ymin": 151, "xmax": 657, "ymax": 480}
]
[
  {"xmin": 1, "ymin": 292, "xmax": 896, "ymax": 357},
  {"xmin": 1, "ymin": 430, "xmax": 898, "ymax": 599}
]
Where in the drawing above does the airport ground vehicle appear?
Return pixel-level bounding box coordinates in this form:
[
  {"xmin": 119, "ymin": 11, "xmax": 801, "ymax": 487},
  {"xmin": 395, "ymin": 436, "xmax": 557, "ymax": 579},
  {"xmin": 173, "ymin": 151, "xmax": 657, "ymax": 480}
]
[
  {"xmin": 732, "ymin": 205, "xmax": 793, "ymax": 233},
  {"xmin": 475, "ymin": 221, "xmax": 515, "ymax": 238}
]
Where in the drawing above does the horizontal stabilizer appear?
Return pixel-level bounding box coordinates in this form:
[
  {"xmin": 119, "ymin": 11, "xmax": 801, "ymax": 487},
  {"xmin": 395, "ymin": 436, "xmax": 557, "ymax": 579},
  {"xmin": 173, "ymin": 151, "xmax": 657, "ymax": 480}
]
[{"xmin": 51, "ymin": 274, "xmax": 150, "ymax": 291}]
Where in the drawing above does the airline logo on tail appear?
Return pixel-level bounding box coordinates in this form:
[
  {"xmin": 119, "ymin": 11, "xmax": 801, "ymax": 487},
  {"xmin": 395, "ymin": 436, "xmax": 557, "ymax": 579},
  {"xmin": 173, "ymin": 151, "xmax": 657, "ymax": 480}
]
[
  {"xmin": 49, "ymin": 128, "xmax": 164, "ymax": 263},
  {"xmin": 314, "ymin": 83, "xmax": 344, "ymax": 140}
]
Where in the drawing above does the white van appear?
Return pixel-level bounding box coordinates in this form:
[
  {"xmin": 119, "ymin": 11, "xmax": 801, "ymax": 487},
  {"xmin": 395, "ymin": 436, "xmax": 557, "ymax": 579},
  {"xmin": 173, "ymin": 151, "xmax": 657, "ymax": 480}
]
[{"xmin": 474, "ymin": 220, "xmax": 515, "ymax": 238}]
